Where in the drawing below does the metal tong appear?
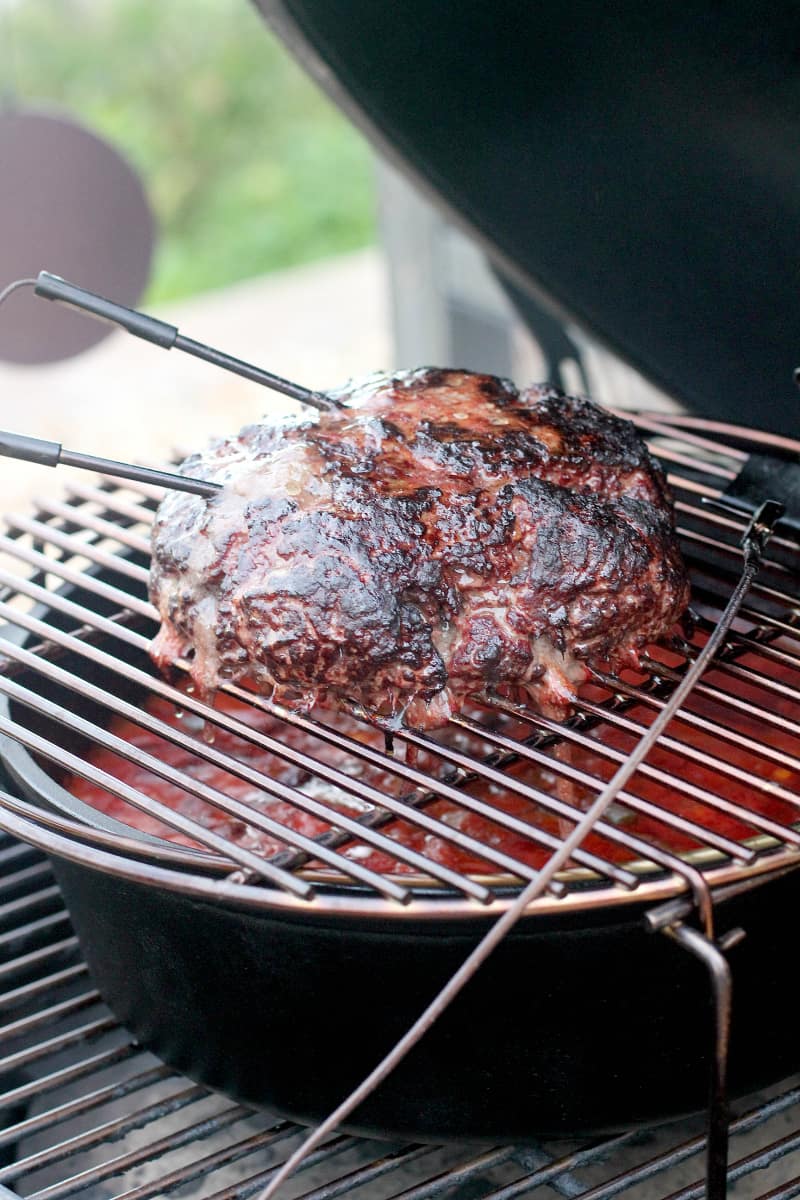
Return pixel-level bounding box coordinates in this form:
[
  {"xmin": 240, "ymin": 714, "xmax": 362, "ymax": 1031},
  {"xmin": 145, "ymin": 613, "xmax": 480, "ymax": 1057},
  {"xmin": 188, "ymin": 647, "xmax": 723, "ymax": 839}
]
[
  {"xmin": 0, "ymin": 430, "xmax": 223, "ymax": 499},
  {"xmin": 0, "ymin": 271, "xmax": 341, "ymax": 498}
]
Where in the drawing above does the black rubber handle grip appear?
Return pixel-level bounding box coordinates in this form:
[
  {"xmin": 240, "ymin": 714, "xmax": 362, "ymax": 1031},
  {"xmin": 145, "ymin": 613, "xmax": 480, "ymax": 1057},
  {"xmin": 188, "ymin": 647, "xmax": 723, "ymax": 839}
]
[
  {"xmin": 34, "ymin": 271, "xmax": 178, "ymax": 349},
  {"xmin": 0, "ymin": 430, "xmax": 61, "ymax": 467},
  {"xmin": 0, "ymin": 429, "xmax": 221, "ymax": 497},
  {"xmin": 32, "ymin": 270, "xmax": 335, "ymax": 411}
]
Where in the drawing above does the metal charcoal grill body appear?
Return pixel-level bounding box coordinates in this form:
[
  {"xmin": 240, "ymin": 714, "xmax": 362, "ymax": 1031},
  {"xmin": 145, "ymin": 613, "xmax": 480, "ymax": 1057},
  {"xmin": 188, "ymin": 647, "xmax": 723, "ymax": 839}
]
[{"xmin": 0, "ymin": 415, "xmax": 798, "ymax": 1145}]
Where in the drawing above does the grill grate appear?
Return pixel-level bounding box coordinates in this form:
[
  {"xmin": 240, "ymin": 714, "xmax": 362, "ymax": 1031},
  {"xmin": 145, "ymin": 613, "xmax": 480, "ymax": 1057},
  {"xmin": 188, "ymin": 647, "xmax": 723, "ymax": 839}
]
[
  {"xmin": 0, "ymin": 415, "xmax": 799, "ymax": 913},
  {"xmin": 0, "ymin": 829, "xmax": 800, "ymax": 1200}
]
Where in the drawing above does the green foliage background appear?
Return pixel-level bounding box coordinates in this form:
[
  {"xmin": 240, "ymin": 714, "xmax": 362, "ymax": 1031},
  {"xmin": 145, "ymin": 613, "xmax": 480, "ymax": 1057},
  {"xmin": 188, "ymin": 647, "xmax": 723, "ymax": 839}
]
[{"xmin": 7, "ymin": 0, "xmax": 377, "ymax": 301}]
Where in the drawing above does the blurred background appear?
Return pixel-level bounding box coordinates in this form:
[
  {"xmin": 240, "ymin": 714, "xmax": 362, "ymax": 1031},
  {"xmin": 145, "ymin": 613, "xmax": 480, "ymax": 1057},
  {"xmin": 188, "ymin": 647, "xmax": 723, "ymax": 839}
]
[
  {"xmin": 7, "ymin": 0, "xmax": 377, "ymax": 305},
  {"xmin": 0, "ymin": 0, "xmax": 667, "ymax": 512}
]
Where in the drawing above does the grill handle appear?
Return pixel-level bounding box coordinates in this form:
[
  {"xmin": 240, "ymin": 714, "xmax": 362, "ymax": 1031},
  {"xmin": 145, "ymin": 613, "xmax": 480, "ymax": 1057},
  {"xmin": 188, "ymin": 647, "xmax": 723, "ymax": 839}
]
[{"xmin": 34, "ymin": 271, "xmax": 338, "ymax": 412}]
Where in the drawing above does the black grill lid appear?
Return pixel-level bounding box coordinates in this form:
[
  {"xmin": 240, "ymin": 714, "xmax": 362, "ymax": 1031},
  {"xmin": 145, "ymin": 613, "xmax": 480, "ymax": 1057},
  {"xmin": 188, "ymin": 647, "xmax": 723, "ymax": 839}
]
[{"xmin": 257, "ymin": 0, "xmax": 800, "ymax": 435}]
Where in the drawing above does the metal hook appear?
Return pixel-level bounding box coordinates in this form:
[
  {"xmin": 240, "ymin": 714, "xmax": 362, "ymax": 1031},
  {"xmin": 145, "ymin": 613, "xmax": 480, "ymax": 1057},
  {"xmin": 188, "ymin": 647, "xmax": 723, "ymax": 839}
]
[{"xmin": 665, "ymin": 923, "xmax": 735, "ymax": 1200}]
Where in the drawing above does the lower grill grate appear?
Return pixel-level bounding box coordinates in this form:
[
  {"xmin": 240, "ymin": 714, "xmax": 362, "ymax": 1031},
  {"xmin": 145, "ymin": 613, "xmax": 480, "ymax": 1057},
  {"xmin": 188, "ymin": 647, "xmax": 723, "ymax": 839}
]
[{"xmin": 1, "ymin": 828, "xmax": 800, "ymax": 1200}]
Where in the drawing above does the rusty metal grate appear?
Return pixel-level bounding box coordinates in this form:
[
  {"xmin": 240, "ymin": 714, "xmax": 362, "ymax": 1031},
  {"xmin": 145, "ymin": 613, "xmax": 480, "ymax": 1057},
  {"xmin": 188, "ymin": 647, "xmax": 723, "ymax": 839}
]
[
  {"xmin": 0, "ymin": 414, "xmax": 798, "ymax": 915},
  {"xmin": 1, "ymin": 828, "xmax": 800, "ymax": 1200}
]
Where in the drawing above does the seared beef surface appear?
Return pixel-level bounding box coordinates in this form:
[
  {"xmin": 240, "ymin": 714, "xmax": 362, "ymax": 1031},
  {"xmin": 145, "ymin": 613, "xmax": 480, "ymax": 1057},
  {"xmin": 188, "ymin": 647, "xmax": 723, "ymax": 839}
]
[{"xmin": 150, "ymin": 369, "xmax": 689, "ymax": 728}]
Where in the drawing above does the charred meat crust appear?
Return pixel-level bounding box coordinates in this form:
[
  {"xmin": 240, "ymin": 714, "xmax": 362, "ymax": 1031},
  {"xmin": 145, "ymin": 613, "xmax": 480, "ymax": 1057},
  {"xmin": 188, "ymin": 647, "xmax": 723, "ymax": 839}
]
[{"xmin": 149, "ymin": 369, "xmax": 689, "ymax": 728}]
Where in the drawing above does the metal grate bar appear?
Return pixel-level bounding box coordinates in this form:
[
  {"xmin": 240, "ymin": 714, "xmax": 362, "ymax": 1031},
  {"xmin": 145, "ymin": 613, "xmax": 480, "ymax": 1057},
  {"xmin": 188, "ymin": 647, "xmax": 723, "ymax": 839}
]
[
  {"xmin": 0, "ymin": 989, "xmax": 101, "ymax": 1045},
  {"xmin": 665, "ymin": 1126, "xmax": 800, "ymax": 1200},
  {"xmin": 692, "ymin": 650, "xmax": 800, "ymax": 709},
  {"xmin": 527, "ymin": 1086, "xmax": 800, "ymax": 1200},
  {"xmin": 397, "ymin": 717, "xmax": 756, "ymax": 861},
  {"xmin": 691, "ymin": 611, "xmax": 800, "ymax": 675},
  {"xmin": 201, "ymin": 1137, "xmax": 361, "ymax": 1200},
  {"xmin": 0, "ymin": 1014, "xmax": 118, "ymax": 1076},
  {"xmin": 25, "ymin": 1110, "xmax": 263, "ymax": 1200},
  {"xmin": 635, "ymin": 412, "xmax": 800, "ymax": 451},
  {"xmin": 62, "ymin": 479, "xmax": 158, "ymax": 526},
  {"xmin": 0, "ymin": 657, "xmax": 612, "ymax": 894},
  {"xmin": 604, "ymin": 648, "xmax": 800, "ymax": 768},
  {"xmin": 644, "ymin": 443, "xmax": 736, "ymax": 479},
  {"xmin": 381, "ymin": 1146, "xmax": 524, "ymax": 1200},
  {"xmin": 0, "ymin": 963, "xmax": 88, "ymax": 1015},
  {"xmin": 0, "ymin": 584, "xmax": 628, "ymax": 893},
  {"xmin": 668, "ymin": 473, "xmax": 719, "ymax": 498},
  {"xmin": 0, "ymin": 1064, "xmax": 172, "ymax": 1151},
  {"xmin": 0, "ymin": 572, "xmax": 616, "ymax": 890},
  {"xmin": 0, "ymin": 533, "xmax": 155, "ymax": 621},
  {"xmin": 0, "ymin": 886, "xmax": 62, "ymax": 925},
  {"xmin": 0, "ymin": 937, "xmax": 80, "ymax": 989},
  {"xmin": 682, "ymin": 563, "xmax": 800, "ymax": 628},
  {"xmin": 458, "ymin": 1133, "xmax": 642, "ymax": 1200},
  {"xmin": 0, "ymin": 701, "xmax": 317, "ymax": 899},
  {"xmin": 0, "ymin": 860, "xmax": 52, "ymax": 897},
  {"xmin": 752, "ymin": 1177, "xmax": 800, "ymax": 1200},
  {"xmin": 0, "ymin": 841, "xmax": 40, "ymax": 871},
  {"xmin": 703, "ymin": 599, "xmax": 800, "ymax": 645},
  {"xmin": 105, "ymin": 1121, "xmax": 299, "ymax": 1200},
  {"xmin": 0, "ymin": 786, "xmax": 243, "ymax": 873},
  {"xmin": 228, "ymin": 684, "xmax": 654, "ymax": 883},
  {"xmin": 621, "ymin": 412, "xmax": 748, "ymax": 460},
  {"xmin": 30, "ymin": 496, "xmax": 152, "ymax": 556},
  {"xmin": 3, "ymin": 513, "xmax": 149, "ymax": 586},
  {"xmin": 681, "ymin": 541, "xmax": 800, "ymax": 613},
  {"xmin": 613, "ymin": 650, "xmax": 800, "ymax": 749},
  {"xmin": 0, "ymin": 912, "xmax": 72, "ymax": 956},
  {"xmin": 566, "ymin": 698, "xmax": 800, "ymax": 818},
  {"xmin": 0, "ymin": 689, "xmax": 318, "ymax": 899},
  {"xmin": 0, "ymin": 661, "xmax": 420, "ymax": 901},
  {"xmin": 650, "ymin": 538, "xmax": 799, "ymax": 629},
  {"xmin": 262, "ymin": 1145, "xmax": 435, "ymax": 1200},
  {"xmin": 228, "ymin": 682, "xmax": 685, "ymax": 885},
  {"xmin": 0, "ymin": 631, "xmax": 507, "ymax": 899},
  {"xmin": 0, "ymin": 684, "xmax": 495, "ymax": 904},
  {"xmin": 0, "ymin": 1042, "xmax": 141, "ymax": 1112},
  {"xmin": 467, "ymin": 701, "xmax": 800, "ymax": 846},
  {"xmin": 670, "ymin": 490, "xmax": 800, "ymax": 560},
  {"xmin": 2, "ymin": 1086, "xmax": 219, "ymax": 1191},
  {"xmin": 0, "ymin": 568, "xmax": 151, "ymax": 663}
]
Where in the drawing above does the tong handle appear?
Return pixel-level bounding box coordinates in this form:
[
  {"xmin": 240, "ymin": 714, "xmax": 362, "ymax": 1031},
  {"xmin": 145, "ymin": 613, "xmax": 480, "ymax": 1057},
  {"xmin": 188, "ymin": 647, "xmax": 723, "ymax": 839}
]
[
  {"xmin": 33, "ymin": 270, "xmax": 336, "ymax": 412},
  {"xmin": 0, "ymin": 429, "xmax": 220, "ymax": 498},
  {"xmin": 0, "ymin": 430, "xmax": 61, "ymax": 467},
  {"xmin": 35, "ymin": 272, "xmax": 178, "ymax": 350}
]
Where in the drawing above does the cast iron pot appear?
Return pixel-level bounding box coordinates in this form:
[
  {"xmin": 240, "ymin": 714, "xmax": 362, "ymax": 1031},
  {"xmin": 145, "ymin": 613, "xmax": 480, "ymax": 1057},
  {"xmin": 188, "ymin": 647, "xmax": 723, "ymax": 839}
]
[
  {"xmin": 41, "ymin": 856, "xmax": 800, "ymax": 1141},
  {"xmin": 1, "ymin": 574, "xmax": 800, "ymax": 1140}
]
